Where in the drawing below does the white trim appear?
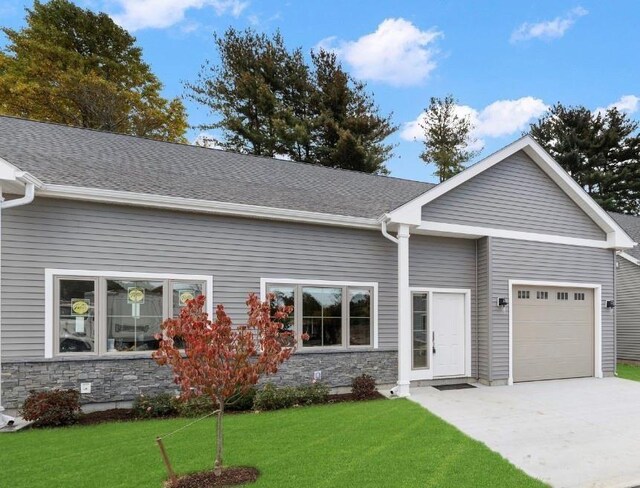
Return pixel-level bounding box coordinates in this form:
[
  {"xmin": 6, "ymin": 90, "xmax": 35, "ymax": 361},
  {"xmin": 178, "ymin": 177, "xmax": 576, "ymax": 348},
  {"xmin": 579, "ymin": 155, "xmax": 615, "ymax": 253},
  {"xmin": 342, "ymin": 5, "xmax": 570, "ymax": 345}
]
[
  {"xmin": 407, "ymin": 287, "xmax": 472, "ymax": 381},
  {"xmin": 619, "ymin": 251, "xmax": 640, "ymax": 266},
  {"xmin": 386, "ymin": 135, "xmax": 636, "ymax": 249},
  {"xmin": 507, "ymin": 279, "xmax": 603, "ymax": 385},
  {"xmin": 38, "ymin": 185, "xmax": 381, "ymax": 230},
  {"xmin": 416, "ymin": 221, "xmax": 615, "ymax": 249},
  {"xmin": 259, "ymin": 278, "xmax": 379, "ymax": 349},
  {"xmin": 44, "ymin": 269, "xmax": 214, "ymax": 359}
]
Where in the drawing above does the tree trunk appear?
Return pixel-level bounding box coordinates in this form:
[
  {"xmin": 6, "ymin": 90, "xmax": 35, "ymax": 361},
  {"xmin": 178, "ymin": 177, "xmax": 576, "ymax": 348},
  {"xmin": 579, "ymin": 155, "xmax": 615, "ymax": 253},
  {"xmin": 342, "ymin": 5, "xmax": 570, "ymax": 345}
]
[{"xmin": 214, "ymin": 401, "xmax": 224, "ymax": 476}]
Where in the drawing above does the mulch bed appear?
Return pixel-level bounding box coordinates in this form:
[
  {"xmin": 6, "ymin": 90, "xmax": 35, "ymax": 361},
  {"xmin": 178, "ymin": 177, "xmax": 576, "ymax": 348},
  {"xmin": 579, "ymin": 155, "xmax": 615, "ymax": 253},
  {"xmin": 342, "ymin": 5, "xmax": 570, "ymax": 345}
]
[
  {"xmin": 327, "ymin": 391, "xmax": 386, "ymax": 403},
  {"xmin": 168, "ymin": 467, "xmax": 259, "ymax": 488},
  {"xmin": 49, "ymin": 391, "xmax": 388, "ymax": 427},
  {"xmin": 77, "ymin": 408, "xmax": 139, "ymax": 426}
]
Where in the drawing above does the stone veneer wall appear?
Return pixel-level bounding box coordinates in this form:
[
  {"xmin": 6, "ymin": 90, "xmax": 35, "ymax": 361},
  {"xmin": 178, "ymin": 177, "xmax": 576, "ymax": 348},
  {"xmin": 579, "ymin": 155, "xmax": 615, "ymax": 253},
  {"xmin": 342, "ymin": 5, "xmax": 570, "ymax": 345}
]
[{"xmin": 1, "ymin": 350, "xmax": 397, "ymax": 409}]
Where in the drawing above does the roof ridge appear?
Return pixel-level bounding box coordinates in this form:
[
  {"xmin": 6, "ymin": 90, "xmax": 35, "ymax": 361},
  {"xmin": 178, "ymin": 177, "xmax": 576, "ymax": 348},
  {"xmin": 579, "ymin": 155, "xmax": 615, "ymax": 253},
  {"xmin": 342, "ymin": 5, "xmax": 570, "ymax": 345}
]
[{"xmin": 0, "ymin": 114, "xmax": 435, "ymax": 187}]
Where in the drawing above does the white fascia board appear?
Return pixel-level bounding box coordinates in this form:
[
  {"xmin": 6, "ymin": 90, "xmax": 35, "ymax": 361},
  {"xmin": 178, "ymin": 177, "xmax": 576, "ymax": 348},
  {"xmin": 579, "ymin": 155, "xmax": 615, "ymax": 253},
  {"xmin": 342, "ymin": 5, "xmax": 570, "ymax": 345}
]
[
  {"xmin": 0, "ymin": 157, "xmax": 20, "ymax": 182},
  {"xmin": 386, "ymin": 135, "xmax": 636, "ymax": 249},
  {"xmin": 37, "ymin": 184, "xmax": 381, "ymax": 230},
  {"xmin": 619, "ymin": 251, "xmax": 640, "ymax": 266},
  {"xmin": 417, "ymin": 221, "xmax": 617, "ymax": 249}
]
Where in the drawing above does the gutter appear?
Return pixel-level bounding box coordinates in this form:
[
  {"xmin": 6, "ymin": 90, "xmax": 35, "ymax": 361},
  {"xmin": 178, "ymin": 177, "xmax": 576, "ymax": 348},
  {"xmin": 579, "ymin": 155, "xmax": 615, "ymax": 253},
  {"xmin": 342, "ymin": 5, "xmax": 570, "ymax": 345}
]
[
  {"xmin": 0, "ymin": 176, "xmax": 36, "ymax": 426},
  {"xmin": 380, "ymin": 218, "xmax": 399, "ymax": 244}
]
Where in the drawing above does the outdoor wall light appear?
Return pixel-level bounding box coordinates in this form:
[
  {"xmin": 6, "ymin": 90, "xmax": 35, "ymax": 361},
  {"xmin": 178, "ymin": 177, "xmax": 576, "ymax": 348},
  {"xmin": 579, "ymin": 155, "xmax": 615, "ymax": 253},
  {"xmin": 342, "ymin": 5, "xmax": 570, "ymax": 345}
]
[
  {"xmin": 606, "ymin": 300, "xmax": 615, "ymax": 309},
  {"xmin": 497, "ymin": 297, "xmax": 509, "ymax": 307}
]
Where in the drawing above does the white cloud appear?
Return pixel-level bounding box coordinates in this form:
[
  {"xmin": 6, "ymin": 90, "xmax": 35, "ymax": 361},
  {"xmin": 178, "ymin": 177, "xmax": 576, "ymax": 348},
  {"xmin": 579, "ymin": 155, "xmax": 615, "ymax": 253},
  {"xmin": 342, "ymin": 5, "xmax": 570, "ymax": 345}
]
[
  {"xmin": 319, "ymin": 18, "xmax": 442, "ymax": 86},
  {"xmin": 110, "ymin": 0, "xmax": 249, "ymax": 31},
  {"xmin": 595, "ymin": 95, "xmax": 640, "ymax": 116},
  {"xmin": 510, "ymin": 7, "xmax": 588, "ymax": 43},
  {"xmin": 401, "ymin": 96, "xmax": 548, "ymax": 150},
  {"xmin": 193, "ymin": 132, "xmax": 224, "ymax": 149}
]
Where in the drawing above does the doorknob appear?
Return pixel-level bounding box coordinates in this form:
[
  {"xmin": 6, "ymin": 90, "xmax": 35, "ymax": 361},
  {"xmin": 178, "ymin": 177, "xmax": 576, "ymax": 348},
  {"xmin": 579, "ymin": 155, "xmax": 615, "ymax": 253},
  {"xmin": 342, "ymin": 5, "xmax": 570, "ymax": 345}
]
[{"xmin": 432, "ymin": 331, "xmax": 436, "ymax": 354}]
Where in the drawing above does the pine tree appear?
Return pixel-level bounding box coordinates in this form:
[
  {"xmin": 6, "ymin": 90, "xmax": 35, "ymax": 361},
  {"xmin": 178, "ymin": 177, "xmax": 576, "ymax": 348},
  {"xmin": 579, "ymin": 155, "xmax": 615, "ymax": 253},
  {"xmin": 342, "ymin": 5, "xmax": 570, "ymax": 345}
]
[
  {"xmin": 309, "ymin": 50, "xmax": 396, "ymax": 174},
  {"xmin": 419, "ymin": 95, "xmax": 478, "ymax": 182},
  {"xmin": 186, "ymin": 29, "xmax": 396, "ymax": 173},
  {"xmin": 530, "ymin": 103, "xmax": 640, "ymax": 214},
  {"xmin": 0, "ymin": 0, "xmax": 187, "ymax": 141}
]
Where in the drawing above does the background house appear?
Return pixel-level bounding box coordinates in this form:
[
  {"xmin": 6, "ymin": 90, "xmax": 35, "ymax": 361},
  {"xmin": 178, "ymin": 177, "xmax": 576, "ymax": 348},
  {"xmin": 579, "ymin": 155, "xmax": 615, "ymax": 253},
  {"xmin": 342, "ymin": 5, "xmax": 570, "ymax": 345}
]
[{"xmin": 609, "ymin": 213, "xmax": 640, "ymax": 361}]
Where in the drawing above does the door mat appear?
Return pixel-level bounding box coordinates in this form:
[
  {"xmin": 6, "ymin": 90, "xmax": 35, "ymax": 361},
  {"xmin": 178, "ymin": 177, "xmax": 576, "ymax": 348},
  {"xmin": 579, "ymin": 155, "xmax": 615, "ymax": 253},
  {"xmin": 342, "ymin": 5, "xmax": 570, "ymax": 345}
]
[{"xmin": 432, "ymin": 383, "xmax": 477, "ymax": 391}]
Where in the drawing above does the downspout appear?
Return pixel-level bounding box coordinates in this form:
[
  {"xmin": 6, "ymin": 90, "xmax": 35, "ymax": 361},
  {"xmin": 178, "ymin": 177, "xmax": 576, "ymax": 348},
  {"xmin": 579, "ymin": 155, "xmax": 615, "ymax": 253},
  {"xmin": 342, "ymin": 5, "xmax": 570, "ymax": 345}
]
[
  {"xmin": 0, "ymin": 179, "xmax": 36, "ymax": 425},
  {"xmin": 381, "ymin": 219, "xmax": 399, "ymax": 245},
  {"xmin": 381, "ymin": 217, "xmax": 411, "ymax": 397}
]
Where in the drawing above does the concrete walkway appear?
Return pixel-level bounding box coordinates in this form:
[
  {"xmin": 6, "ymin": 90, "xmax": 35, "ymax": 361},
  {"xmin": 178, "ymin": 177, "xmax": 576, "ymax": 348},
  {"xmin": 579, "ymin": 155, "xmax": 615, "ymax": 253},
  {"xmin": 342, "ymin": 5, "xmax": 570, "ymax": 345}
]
[{"xmin": 410, "ymin": 378, "xmax": 640, "ymax": 488}]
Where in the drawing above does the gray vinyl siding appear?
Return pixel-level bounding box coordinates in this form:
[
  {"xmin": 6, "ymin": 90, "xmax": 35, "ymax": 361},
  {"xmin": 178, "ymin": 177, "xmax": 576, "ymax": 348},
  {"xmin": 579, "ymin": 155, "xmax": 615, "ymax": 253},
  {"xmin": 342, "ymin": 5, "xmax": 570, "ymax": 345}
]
[
  {"xmin": 476, "ymin": 237, "xmax": 490, "ymax": 382},
  {"xmin": 489, "ymin": 238, "xmax": 616, "ymax": 380},
  {"xmin": 2, "ymin": 197, "xmax": 402, "ymax": 359},
  {"xmin": 616, "ymin": 257, "xmax": 640, "ymax": 361},
  {"xmin": 421, "ymin": 150, "xmax": 606, "ymax": 240},
  {"xmin": 409, "ymin": 235, "xmax": 478, "ymax": 377}
]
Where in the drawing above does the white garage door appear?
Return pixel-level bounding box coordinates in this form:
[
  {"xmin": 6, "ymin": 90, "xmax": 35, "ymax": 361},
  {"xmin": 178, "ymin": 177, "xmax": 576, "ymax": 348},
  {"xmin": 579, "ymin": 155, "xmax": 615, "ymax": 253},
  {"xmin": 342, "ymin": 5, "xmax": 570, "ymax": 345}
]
[{"xmin": 513, "ymin": 285, "xmax": 594, "ymax": 382}]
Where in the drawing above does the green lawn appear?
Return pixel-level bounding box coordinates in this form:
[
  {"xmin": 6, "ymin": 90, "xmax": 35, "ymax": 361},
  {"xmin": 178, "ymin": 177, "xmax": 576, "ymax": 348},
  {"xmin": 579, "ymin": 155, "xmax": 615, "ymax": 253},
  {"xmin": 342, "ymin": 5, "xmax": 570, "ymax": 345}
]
[
  {"xmin": 0, "ymin": 399, "xmax": 545, "ymax": 488},
  {"xmin": 618, "ymin": 362, "xmax": 640, "ymax": 382}
]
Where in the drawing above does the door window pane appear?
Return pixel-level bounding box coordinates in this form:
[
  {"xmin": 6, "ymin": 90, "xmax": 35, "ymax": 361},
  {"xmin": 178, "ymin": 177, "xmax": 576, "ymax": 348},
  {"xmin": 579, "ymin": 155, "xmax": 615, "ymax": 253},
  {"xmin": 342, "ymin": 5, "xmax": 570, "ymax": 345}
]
[
  {"xmin": 302, "ymin": 287, "xmax": 342, "ymax": 347},
  {"xmin": 106, "ymin": 280, "xmax": 163, "ymax": 352},
  {"xmin": 58, "ymin": 280, "xmax": 95, "ymax": 353},
  {"xmin": 412, "ymin": 293, "xmax": 428, "ymax": 369},
  {"xmin": 349, "ymin": 288, "xmax": 371, "ymax": 346}
]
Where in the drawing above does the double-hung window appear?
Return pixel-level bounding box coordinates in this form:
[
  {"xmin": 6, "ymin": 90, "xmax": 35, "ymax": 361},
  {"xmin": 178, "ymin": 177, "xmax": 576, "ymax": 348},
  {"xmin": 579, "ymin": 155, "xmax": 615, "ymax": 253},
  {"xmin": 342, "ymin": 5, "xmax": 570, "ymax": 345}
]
[
  {"xmin": 265, "ymin": 281, "xmax": 375, "ymax": 349},
  {"xmin": 53, "ymin": 272, "xmax": 209, "ymax": 356}
]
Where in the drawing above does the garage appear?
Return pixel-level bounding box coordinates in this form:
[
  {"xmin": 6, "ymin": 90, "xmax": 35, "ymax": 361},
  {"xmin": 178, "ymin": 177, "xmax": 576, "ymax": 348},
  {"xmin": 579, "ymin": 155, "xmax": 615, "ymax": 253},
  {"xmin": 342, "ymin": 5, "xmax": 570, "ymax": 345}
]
[{"xmin": 513, "ymin": 285, "xmax": 594, "ymax": 382}]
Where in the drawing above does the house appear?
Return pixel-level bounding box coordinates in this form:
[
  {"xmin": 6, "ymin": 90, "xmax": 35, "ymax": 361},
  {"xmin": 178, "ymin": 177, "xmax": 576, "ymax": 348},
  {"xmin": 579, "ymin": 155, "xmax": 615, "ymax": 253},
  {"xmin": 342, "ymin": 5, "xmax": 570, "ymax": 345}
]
[
  {"xmin": 0, "ymin": 115, "xmax": 634, "ymax": 410},
  {"xmin": 608, "ymin": 212, "xmax": 640, "ymax": 362}
]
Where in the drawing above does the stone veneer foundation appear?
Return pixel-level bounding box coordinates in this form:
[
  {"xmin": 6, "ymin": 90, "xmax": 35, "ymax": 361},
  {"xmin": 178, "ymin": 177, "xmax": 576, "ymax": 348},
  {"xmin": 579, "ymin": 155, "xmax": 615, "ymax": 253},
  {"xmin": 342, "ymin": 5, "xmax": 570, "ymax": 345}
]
[{"xmin": 1, "ymin": 350, "xmax": 398, "ymax": 409}]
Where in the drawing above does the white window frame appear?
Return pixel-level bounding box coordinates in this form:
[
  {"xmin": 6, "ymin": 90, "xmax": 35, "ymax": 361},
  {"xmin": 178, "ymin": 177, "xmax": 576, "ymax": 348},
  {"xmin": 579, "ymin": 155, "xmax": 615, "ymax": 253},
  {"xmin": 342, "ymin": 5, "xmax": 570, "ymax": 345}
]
[
  {"xmin": 45, "ymin": 269, "xmax": 214, "ymax": 359},
  {"xmin": 260, "ymin": 278, "xmax": 379, "ymax": 350},
  {"xmin": 508, "ymin": 279, "xmax": 603, "ymax": 386}
]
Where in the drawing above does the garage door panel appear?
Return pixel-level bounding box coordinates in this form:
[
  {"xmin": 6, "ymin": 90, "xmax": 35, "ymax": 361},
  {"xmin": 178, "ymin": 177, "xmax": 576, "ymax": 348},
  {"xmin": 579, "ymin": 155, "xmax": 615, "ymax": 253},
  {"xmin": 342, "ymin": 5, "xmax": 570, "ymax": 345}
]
[{"xmin": 513, "ymin": 285, "xmax": 594, "ymax": 382}]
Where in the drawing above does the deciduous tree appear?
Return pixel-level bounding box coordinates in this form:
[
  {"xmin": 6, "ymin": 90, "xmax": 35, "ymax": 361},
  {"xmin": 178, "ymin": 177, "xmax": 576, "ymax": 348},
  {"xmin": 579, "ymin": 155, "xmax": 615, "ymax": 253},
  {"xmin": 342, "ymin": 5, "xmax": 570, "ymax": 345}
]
[
  {"xmin": 0, "ymin": 0, "xmax": 187, "ymax": 141},
  {"xmin": 153, "ymin": 294, "xmax": 303, "ymax": 476}
]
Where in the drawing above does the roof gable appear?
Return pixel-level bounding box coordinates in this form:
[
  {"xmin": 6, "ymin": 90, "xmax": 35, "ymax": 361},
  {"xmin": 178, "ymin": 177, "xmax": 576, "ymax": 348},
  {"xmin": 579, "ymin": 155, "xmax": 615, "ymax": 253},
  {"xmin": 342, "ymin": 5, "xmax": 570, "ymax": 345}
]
[
  {"xmin": 420, "ymin": 150, "xmax": 605, "ymax": 240},
  {"xmin": 386, "ymin": 136, "xmax": 635, "ymax": 249}
]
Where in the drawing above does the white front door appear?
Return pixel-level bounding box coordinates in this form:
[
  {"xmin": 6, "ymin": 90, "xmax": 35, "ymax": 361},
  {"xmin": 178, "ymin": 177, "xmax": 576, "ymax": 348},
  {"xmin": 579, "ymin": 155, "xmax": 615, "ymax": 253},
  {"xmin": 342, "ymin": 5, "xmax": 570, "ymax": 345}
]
[{"xmin": 432, "ymin": 292, "xmax": 466, "ymax": 377}]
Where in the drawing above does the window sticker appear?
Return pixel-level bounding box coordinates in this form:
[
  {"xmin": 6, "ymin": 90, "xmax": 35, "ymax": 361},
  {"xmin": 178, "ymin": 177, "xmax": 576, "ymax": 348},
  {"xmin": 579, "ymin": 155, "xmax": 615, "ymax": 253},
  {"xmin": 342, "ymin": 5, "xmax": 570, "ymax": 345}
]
[
  {"xmin": 128, "ymin": 286, "xmax": 145, "ymax": 319},
  {"xmin": 178, "ymin": 290, "xmax": 195, "ymax": 306},
  {"xmin": 127, "ymin": 287, "xmax": 145, "ymax": 304},
  {"xmin": 71, "ymin": 298, "xmax": 89, "ymax": 333}
]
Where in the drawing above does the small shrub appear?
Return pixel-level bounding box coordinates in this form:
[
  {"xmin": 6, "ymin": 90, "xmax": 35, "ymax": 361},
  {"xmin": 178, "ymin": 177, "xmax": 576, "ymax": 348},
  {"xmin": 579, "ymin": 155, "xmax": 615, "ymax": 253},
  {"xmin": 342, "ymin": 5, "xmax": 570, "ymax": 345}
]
[
  {"xmin": 175, "ymin": 388, "xmax": 256, "ymax": 417},
  {"xmin": 227, "ymin": 387, "xmax": 257, "ymax": 412},
  {"xmin": 297, "ymin": 383, "xmax": 330, "ymax": 405},
  {"xmin": 351, "ymin": 374, "xmax": 377, "ymax": 400},
  {"xmin": 20, "ymin": 389, "xmax": 81, "ymax": 427},
  {"xmin": 132, "ymin": 393, "xmax": 178, "ymax": 418},
  {"xmin": 254, "ymin": 383, "xmax": 329, "ymax": 411},
  {"xmin": 175, "ymin": 395, "xmax": 216, "ymax": 417}
]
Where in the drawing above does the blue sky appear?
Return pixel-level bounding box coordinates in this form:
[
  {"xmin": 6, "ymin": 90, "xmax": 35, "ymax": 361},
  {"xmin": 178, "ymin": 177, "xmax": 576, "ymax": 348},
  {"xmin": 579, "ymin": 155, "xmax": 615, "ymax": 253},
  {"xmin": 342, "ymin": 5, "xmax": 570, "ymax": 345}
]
[{"xmin": 1, "ymin": 0, "xmax": 639, "ymax": 183}]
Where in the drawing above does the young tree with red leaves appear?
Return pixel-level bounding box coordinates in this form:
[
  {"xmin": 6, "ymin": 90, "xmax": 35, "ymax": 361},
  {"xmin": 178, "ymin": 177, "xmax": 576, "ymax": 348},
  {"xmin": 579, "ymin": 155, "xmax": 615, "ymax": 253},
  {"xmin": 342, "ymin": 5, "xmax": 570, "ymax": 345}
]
[{"xmin": 153, "ymin": 293, "xmax": 302, "ymax": 476}]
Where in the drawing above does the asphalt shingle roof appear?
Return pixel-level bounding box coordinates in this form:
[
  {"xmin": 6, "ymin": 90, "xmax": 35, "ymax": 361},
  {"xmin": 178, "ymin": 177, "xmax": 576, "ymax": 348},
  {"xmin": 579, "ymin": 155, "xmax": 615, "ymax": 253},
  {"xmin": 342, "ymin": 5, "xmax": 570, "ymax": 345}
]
[
  {"xmin": 609, "ymin": 212, "xmax": 640, "ymax": 259},
  {"xmin": 0, "ymin": 116, "xmax": 434, "ymax": 219}
]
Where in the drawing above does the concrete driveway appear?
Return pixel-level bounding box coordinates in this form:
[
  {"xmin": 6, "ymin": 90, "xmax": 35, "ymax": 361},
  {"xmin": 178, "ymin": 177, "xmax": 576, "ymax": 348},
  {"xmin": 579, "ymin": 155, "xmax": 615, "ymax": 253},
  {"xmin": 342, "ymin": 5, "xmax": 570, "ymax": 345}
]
[{"xmin": 410, "ymin": 378, "xmax": 640, "ymax": 488}]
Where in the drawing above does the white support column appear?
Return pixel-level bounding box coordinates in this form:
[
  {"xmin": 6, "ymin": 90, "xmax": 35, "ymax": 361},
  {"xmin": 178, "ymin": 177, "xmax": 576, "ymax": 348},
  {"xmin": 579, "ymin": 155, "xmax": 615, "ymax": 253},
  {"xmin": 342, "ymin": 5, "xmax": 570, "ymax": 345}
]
[
  {"xmin": 396, "ymin": 224, "xmax": 411, "ymax": 397},
  {"xmin": 0, "ymin": 189, "xmax": 4, "ymax": 414}
]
